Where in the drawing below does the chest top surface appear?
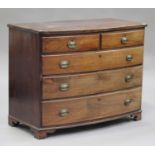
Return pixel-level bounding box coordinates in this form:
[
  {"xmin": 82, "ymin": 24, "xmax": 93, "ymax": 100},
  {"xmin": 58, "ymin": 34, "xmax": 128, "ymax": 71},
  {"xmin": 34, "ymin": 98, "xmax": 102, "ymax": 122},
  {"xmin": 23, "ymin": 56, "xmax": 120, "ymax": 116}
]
[{"xmin": 8, "ymin": 18, "xmax": 146, "ymax": 35}]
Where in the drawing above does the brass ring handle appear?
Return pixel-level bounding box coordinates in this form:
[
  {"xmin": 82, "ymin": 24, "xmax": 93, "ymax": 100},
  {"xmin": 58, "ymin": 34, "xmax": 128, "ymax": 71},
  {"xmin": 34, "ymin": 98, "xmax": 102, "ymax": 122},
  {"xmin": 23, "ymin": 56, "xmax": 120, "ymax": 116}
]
[
  {"xmin": 121, "ymin": 37, "xmax": 128, "ymax": 44},
  {"xmin": 59, "ymin": 83, "xmax": 69, "ymax": 91},
  {"xmin": 126, "ymin": 54, "xmax": 133, "ymax": 61},
  {"xmin": 59, "ymin": 108, "xmax": 69, "ymax": 117},
  {"xmin": 67, "ymin": 40, "xmax": 76, "ymax": 49},
  {"xmin": 59, "ymin": 60, "xmax": 70, "ymax": 69},
  {"xmin": 124, "ymin": 98, "xmax": 133, "ymax": 106},
  {"xmin": 125, "ymin": 74, "xmax": 133, "ymax": 82}
]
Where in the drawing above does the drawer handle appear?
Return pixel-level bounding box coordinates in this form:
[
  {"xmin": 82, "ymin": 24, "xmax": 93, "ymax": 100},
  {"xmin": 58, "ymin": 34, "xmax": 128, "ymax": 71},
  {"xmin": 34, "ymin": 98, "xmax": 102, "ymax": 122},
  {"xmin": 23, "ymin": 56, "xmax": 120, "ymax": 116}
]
[
  {"xmin": 59, "ymin": 60, "xmax": 70, "ymax": 69},
  {"xmin": 59, "ymin": 83, "xmax": 69, "ymax": 91},
  {"xmin": 125, "ymin": 74, "xmax": 133, "ymax": 82},
  {"xmin": 59, "ymin": 108, "xmax": 69, "ymax": 117},
  {"xmin": 67, "ymin": 40, "xmax": 76, "ymax": 49},
  {"xmin": 121, "ymin": 37, "xmax": 128, "ymax": 44},
  {"xmin": 124, "ymin": 98, "xmax": 133, "ymax": 106},
  {"xmin": 126, "ymin": 54, "xmax": 133, "ymax": 61}
]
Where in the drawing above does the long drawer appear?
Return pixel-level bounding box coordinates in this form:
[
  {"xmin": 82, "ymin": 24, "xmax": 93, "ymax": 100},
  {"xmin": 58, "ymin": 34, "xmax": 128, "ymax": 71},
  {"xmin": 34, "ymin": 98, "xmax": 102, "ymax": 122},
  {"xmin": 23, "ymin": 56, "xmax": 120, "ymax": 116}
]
[
  {"xmin": 42, "ymin": 66, "xmax": 142, "ymax": 100},
  {"xmin": 42, "ymin": 47, "xmax": 143, "ymax": 75},
  {"xmin": 42, "ymin": 87, "xmax": 141, "ymax": 127}
]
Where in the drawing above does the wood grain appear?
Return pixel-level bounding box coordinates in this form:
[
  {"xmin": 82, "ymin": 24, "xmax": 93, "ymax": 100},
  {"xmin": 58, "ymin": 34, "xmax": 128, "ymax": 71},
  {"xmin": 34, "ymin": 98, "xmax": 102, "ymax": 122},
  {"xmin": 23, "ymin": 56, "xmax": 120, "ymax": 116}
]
[
  {"xmin": 42, "ymin": 87, "xmax": 141, "ymax": 127},
  {"xmin": 9, "ymin": 28, "xmax": 41, "ymax": 127},
  {"xmin": 42, "ymin": 34, "xmax": 99, "ymax": 53},
  {"xmin": 8, "ymin": 18, "xmax": 146, "ymax": 35},
  {"xmin": 8, "ymin": 18, "xmax": 146, "ymax": 138},
  {"xmin": 102, "ymin": 29, "xmax": 144, "ymax": 49},
  {"xmin": 42, "ymin": 66, "xmax": 142, "ymax": 100},
  {"xmin": 42, "ymin": 47, "xmax": 143, "ymax": 75}
]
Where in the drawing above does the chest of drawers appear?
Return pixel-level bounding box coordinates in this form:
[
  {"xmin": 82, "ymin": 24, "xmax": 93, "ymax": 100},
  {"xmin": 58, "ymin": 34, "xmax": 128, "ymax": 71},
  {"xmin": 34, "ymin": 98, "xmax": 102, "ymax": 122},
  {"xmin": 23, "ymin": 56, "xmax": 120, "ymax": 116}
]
[{"xmin": 8, "ymin": 18, "xmax": 147, "ymax": 139}]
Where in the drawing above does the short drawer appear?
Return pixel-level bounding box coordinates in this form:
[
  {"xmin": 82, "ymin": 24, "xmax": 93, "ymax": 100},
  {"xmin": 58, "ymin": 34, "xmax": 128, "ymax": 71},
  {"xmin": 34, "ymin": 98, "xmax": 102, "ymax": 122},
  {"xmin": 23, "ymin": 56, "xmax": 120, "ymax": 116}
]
[
  {"xmin": 42, "ymin": 66, "xmax": 142, "ymax": 100},
  {"xmin": 102, "ymin": 29, "xmax": 144, "ymax": 49},
  {"xmin": 42, "ymin": 47, "xmax": 143, "ymax": 75},
  {"xmin": 42, "ymin": 87, "xmax": 141, "ymax": 127},
  {"xmin": 42, "ymin": 34, "xmax": 99, "ymax": 53}
]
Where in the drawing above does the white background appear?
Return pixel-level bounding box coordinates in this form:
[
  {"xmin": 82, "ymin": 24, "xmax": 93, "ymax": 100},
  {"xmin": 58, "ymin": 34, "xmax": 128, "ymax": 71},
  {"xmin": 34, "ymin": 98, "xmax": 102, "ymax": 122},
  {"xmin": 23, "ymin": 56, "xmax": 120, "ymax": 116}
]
[{"xmin": 0, "ymin": 1, "xmax": 155, "ymax": 154}]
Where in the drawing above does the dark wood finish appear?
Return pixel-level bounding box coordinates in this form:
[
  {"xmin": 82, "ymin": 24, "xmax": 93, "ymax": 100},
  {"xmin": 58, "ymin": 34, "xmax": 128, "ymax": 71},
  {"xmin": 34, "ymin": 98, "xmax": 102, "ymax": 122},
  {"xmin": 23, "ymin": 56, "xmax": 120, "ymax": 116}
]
[
  {"xmin": 8, "ymin": 117, "xmax": 19, "ymax": 127},
  {"xmin": 42, "ymin": 34, "xmax": 99, "ymax": 53},
  {"xmin": 8, "ymin": 18, "xmax": 146, "ymax": 35},
  {"xmin": 42, "ymin": 47, "xmax": 143, "ymax": 75},
  {"xmin": 32, "ymin": 129, "xmax": 48, "ymax": 139},
  {"xmin": 9, "ymin": 110, "xmax": 141, "ymax": 129},
  {"xmin": 42, "ymin": 66, "xmax": 142, "ymax": 100},
  {"xmin": 31, "ymin": 128, "xmax": 56, "ymax": 139},
  {"xmin": 8, "ymin": 110, "xmax": 141, "ymax": 139},
  {"xmin": 9, "ymin": 28, "xmax": 41, "ymax": 127},
  {"xmin": 42, "ymin": 87, "xmax": 141, "ymax": 127},
  {"xmin": 8, "ymin": 18, "xmax": 146, "ymax": 138},
  {"xmin": 133, "ymin": 111, "xmax": 142, "ymax": 121},
  {"xmin": 102, "ymin": 29, "xmax": 144, "ymax": 49}
]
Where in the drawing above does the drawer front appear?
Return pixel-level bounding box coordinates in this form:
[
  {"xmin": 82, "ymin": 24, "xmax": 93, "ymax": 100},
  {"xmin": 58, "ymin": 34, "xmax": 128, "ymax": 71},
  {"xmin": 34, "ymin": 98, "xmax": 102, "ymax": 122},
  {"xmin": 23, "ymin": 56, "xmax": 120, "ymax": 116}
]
[
  {"xmin": 42, "ymin": 47, "xmax": 143, "ymax": 75},
  {"xmin": 42, "ymin": 34, "xmax": 99, "ymax": 53},
  {"xmin": 42, "ymin": 87, "xmax": 141, "ymax": 127},
  {"xmin": 42, "ymin": 66, "xmax": 142, "ymax": 100},
  {"xmin": 102, "ymin": 29, "xmax": 144, "ymax": 49}
]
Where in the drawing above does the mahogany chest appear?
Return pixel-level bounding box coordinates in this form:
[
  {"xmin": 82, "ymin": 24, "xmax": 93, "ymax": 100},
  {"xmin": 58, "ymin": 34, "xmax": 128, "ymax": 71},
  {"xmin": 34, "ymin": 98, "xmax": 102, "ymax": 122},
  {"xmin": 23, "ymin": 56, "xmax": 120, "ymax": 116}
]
[{"xmin": 8, "ymin": 18, "xmax": 147, "ymax": 139}]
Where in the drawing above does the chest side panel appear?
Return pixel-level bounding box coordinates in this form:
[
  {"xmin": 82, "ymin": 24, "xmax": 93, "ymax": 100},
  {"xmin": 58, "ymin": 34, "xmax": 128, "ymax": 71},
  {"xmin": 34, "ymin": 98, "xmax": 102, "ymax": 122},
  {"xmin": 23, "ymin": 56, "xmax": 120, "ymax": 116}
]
[{"xmin": 9, "ymin": 28, "xmax": 41, "ymax": 127}]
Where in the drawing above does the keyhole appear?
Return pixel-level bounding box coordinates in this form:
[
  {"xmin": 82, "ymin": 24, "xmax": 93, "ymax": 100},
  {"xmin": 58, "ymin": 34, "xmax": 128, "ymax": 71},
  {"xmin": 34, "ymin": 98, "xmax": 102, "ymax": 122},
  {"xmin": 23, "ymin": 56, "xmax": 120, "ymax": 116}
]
[{"xmin": 98, "ymin": 55, "xmax": 102, "ymax": 58}]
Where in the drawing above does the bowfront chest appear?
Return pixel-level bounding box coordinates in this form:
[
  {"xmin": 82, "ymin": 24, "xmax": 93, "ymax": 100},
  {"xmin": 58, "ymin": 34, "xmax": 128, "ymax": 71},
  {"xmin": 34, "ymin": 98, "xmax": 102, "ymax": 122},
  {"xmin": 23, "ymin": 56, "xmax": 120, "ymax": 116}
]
[{"xmin": 8, "ymin": 18, "xmax": 147, "ymax": 139}]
